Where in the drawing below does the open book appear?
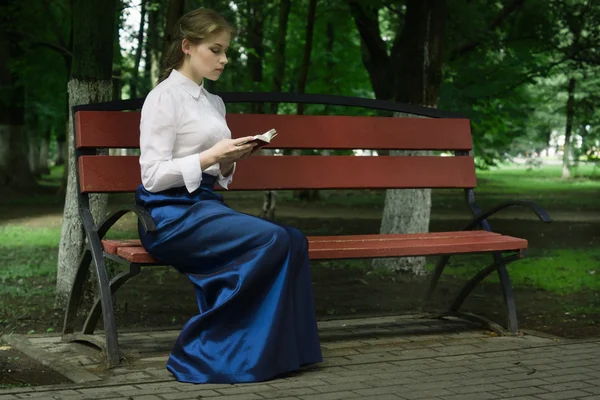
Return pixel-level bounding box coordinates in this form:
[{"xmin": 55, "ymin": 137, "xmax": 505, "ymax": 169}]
[{"xmin": 245, "ymin": 128, "xmax": 278, "ymax": 148}]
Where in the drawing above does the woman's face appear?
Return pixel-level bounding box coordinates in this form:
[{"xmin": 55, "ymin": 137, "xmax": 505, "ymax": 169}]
[{"xmin": 183, "ymin": 30, "xmax": 231, "ymax": 83}]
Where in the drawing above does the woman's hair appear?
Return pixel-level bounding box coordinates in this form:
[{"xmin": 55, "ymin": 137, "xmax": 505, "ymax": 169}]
[{"xmin": 158, "ymin": 8, "xmax": 236, "ymax": 84}]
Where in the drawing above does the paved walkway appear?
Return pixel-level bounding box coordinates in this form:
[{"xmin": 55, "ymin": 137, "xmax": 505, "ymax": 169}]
[{"xmin": 1, "ymin": 316, "xmax": 599, "ymax": 400}]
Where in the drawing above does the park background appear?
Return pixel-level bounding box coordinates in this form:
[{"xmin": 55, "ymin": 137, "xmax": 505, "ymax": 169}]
[{"xmin": 0, "ymin": 0, "xmax": 599, "ymax": 387}]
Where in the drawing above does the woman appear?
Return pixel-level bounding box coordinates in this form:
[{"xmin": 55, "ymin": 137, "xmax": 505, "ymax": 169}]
[{"xmin": 135, "ymin": 8, "xmax": 322, "ymax": 384}]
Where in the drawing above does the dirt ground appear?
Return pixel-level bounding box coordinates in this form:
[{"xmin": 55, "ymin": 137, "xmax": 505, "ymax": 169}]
[{"xmin": 0, "ymin": 346, "xmax": 70, "ymax": 388}]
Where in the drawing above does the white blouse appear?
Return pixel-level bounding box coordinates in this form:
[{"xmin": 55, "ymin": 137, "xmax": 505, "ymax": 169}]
[{"xmin": 139, "ymin": 69, "xmax": 236, "ymax": 193}]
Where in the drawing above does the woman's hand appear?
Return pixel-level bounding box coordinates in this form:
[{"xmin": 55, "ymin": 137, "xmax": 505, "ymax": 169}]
[
  {"xmin": 238, "ymin": 145, "xmax": 262, "ymax": 160},
  {"xmin": 211, "ymin": 137, "xmax": 257, "ymax": 163}
]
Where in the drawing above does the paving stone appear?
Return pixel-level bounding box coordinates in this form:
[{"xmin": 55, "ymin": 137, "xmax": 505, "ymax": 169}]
[
  {"xmin": 439, "ymin": 393, "xmax": 499, "ymax": 400},
  {"xmin": 447, "ymin": 384, "xmax": 504, "ymax": 394},
  {"xmin": 259, "ymin": 387, "xmax": 319, "ymax": 398},
  {"xmin": 582, "ymin": 385, "xmax": 600, "ymax": 395},
  {"xmin": 161, "ymin": 391, "xmax": 220, "ymax": 399},
  {"xmin": 298, "ymin": 391, "xmax": 360, "ymax": 400},
  {"xmin": 215, "ymin": 384, "xmax": 275, "ymax": 395},
  {"xmin": 16, "ymin": 391, "xmax": 81, "ymax": 399},
  {"xmin": 398, "ymin": 388, "xmax": 455, "ymax": 399},
  {"xmin": 538, "ymin": 381, "xmax": 595, "ymax": 392},
  {"xmin": 496, "ymin": 378, "xmax": 550, "ymax": 389},
  {"xmin": 117, "ymin": 386, "xmax": 180, "ymax": 397},
  {"xmin": 536, "ymin": 390, "xmax": 597, "ymax": 400},
  {"xmin": 353, "ymin": 385, "xmax": 415, "ymax": 397},
  {"xmin": 490, "ymin": 386, "xmax": 549, "ymax": 397}
]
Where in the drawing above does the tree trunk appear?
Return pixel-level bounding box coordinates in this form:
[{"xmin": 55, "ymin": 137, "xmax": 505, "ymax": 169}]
[
  {"xmin": 349, "ymin": 0, "xmax": 446, "ymax": 274},
  {"xmin": 161, "ymin": 0, "xmax": 184, "ymax": 69},
  {"xmin": 269, "ymin": 0, "xmax": 291, "ymax": 114},
  {"xmin": 247, "ymin": 0, "xmax": 265, "ymax": 114},
  {"xmin": 39, "ymin": 128, "xmax": 50, "ymax": 175},
  {"xmin": 323, "ymin": 20, "xmax": 335, "ymax": 115},
  {"xmin": 145, "ymin": 1, "xmax": 161, "ymax": 88},
  {"xmin": 260, "ymin": 0, "xmax": 292, "ymax": 220},
  {"xmin": 113, "ymin": 0, "xmax": 123, "ymax": 100},
  {"xmin": 296, "ymin": 0, "xmax": 316, "ymax": 115},
  {"xmin": 0, "ymin": 8, "xmax": 36, "ymax": 192},
  {"xmin": 562, "ymin": 77, "xmax": 576, "ymax": 179},
  {"xmin": 130, "ymin": 0, "xmax": 147, "ymax": 99},
  {"xmin": 27, "ymin": 121, "xmax": 41, "ymax": 178},
  {"xmin": 55, "ymin": 0, "xmax": 116, "ymax": 308},
  {"xmin": 292, "ymin": 0, "xmax": 319, "ymax": 201}
]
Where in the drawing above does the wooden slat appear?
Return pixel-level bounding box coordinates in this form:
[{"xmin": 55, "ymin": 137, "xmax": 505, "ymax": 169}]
[
  {"xmin": 101, "ymin": 231, "xmax": 499, "ymax": 255},
  {"xmin": 308, "ymin": 235, "xmax": 527, "ymax": 260},
  {"xmin": 117, "ymin": 246, "xmax": 158, "ymax": 264},
  {"xmin": 75, "ymin": 111, "xmax": 141, "ymax": 149},
  {"xmin": 103, "ymin": 239, "xmax": 142, "ymax": 254},
  {"xmin": 79, "ymin": 155, "xmax": 476, "ymax": 193},
  {"xmin": 102, "ymin": 231, "xmax": 527, "ymax": 264},
  {"xmin": 75, "ymin": 111, "xmax": 472, "ymax": 151}
]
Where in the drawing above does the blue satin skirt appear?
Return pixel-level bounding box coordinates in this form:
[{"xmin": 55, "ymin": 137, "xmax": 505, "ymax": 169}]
[{"xmin": 135, "ymin": 174, "xmax": 322, "ymax": 384}]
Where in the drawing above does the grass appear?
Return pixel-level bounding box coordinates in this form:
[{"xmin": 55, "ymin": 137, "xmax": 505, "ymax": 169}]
[
  {"xmin": 424, "ymin": 248, "xmax": 600, "ymax": 294},
  {"xmin": 273, "ymin": 162, "xmax": 600, "ymax": 211}
]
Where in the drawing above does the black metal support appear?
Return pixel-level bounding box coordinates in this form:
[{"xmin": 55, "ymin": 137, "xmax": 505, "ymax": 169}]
[
  {"xmin": 494, "ymin": 256, "xmax": 519, "ymax": 334},
  {"xmin": 62, "ymin": 249, "xmax": 92, "ymax": 335},
  {"xmin": 79, "ymin": 208, "xmax": 121, "ymax": 367},
  {"xmin": 82, "ymin": 265, "xmax": 142, "ymax": 335},
  {"xmin": 434, "ymin": 253, "xmax": 522, "ymax": 335},
  {"xmin": 97, "ymin": 206, "xmax": 156, "ymax": 239},
  {"xmin": 449, "ymin": 253, "xmax": 521, "ymax": 313},
  {"xmin": 424, "ymin": 254, "xmax": 451, "ymax": 303},
  {"xmin": 462, "ymin": 200, "xmax": 552, "ymax": 231}
]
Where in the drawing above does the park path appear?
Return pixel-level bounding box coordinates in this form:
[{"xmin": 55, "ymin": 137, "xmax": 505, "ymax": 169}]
[{"xmin": 2, "ymin": 315, "xmax": 600, "ymax": 400}]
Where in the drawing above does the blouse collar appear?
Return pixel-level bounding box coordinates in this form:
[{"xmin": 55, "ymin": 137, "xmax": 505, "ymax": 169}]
[{"xmin": 170, "ymin": 68, "xmax": 204, "ymax": 99}]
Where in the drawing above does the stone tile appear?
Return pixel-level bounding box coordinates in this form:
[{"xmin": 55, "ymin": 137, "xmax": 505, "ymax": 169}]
[
  {"xmin": 161, "ymin": 391, "xmax": 220, "ymax": 399},
  {"xmin": 259, "ymin": 387, "xmax": 319, "ymax": 398},
  {"xmin": 440, "ymin": 393, "xmax": 499, "ymax": 400},
  {"xmin": 536, "ymin": 390, "xmax": 598, "ymax": 400},
  {"xmin": 490, "ymin": 386, "xmax": 549, "ymax": 397},
  {"xmin": 298, "ymin": 391, "xmax": 360, "ymax": 400}
]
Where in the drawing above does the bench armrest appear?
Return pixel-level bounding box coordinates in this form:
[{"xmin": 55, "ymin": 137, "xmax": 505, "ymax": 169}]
[
  {"xmin": 463, "ymin": 200, "xmax": 553, "ymax": 231},
  {"xmin": 97, "ymin": 205, "xmax": 157, "ymax": 239}
]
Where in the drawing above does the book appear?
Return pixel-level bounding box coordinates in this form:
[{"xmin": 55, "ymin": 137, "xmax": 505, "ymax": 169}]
[{"xmin": 244, "ymin": 128, "xmax": 278, "ymax": 148}]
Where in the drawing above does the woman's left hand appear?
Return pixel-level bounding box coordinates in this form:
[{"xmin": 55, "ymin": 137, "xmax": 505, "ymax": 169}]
[{"xmin": 238, "ymin": 145, "xmax": 261, "ymax": 160}]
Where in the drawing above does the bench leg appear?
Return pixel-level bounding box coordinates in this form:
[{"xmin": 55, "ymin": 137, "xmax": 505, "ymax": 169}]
[
  {"xmin": 494, "ymin": 252, "xmax": 518, "ymax": 334},
  {"xmin": 62, "ymin": 249, "xmax": 92, "ymax": 335},
  {"xmin": 82, "ymin": 266, "xmax": 140, "ymax": 335},
  {"xmin": 92, "ymin": 253, "xmax": 121, "ymax": 367},
  {"xmin": 440, "ymin": 253, "xmax": 521, "ymax": 334},
  {"xmin": 423, "ymin": 254, "xmax": 451, "ymax": 303}
]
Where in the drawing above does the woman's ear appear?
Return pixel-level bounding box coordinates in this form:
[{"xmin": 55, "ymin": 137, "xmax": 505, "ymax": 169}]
[{"xmin": 181, "ymin": 38, "xmax": 191, "ymax": 55}]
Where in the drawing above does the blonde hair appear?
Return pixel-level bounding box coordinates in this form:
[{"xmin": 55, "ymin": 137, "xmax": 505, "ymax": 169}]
[{"xmin": 158, "ymin": 8, "xmax": 236, "ymax": 83}]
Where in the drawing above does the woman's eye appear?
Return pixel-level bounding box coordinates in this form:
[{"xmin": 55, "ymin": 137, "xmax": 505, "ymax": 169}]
[{"xmin": 211, "ymin": 49, "xmax": 219, "ymax": 54}]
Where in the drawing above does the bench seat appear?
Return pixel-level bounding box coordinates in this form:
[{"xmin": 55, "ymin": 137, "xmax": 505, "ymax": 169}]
[{"xmin": 102, "ymin": 231, "xmax": 527, "ymax": 264}]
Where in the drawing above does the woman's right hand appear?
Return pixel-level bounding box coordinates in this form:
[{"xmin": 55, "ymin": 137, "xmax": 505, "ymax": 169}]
[{"xmin": 210, "ymin": 137, "xmax": 257, "ymax": 163}]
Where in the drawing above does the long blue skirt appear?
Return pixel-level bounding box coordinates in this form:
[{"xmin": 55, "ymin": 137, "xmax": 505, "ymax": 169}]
[{"xmin": 135, "ymin": 174, "xmax": 322, "ymax": 384}]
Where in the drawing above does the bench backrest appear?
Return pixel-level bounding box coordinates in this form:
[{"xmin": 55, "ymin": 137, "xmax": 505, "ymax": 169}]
[{"xmin": 74, "ymin": 110, "xmax": 476, "ymax": 193}]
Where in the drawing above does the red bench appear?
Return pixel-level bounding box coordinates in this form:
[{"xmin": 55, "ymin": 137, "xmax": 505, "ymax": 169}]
[{"xmin": 62, "ymin": 95, "xmax": 551, "ymax": 367}]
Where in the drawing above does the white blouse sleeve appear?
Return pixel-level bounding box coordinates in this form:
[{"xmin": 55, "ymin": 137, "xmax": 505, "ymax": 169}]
[
  {"xmin": 215, "ymin": 95, "xmax": 236, "ymax": 190},
  {"xmin": 139, "ymin": 90, "xmax": 203, "ymax": 193}
]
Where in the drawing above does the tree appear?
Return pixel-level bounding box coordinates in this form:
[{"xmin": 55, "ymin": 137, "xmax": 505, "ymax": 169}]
[
  {"xmin": 348, "ymin": 0, "xmax": 446, "ymax": 274},
  {"xmin": 0, "ymin": 0, "xmax": 39, "ymax": 191},
  {"xmin": 129, "ymin": 0, "xmax": 147, "ymax": 98},
  {"xmin": 55, "ymin": 0, "xmax": 117, "ymax": 307}
]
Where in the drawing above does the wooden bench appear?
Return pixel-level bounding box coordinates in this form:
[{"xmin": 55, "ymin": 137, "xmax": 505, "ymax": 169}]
[{"xmin": 62, "ymin": 93, "xmax": 552, "ymax": 367}]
